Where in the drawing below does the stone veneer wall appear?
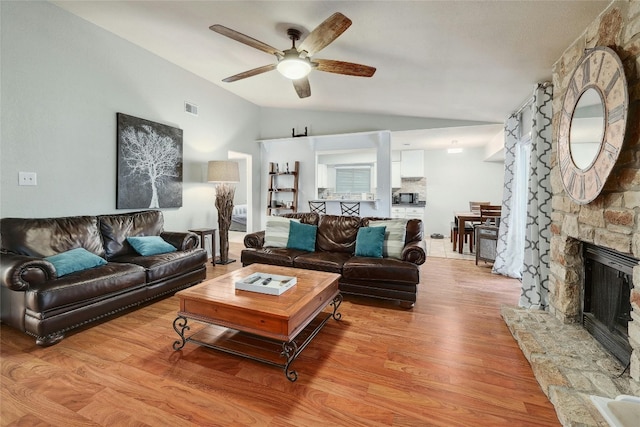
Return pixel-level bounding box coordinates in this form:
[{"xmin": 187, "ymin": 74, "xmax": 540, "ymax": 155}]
[{"xmin": 549, "ymin": 1, "xmax": 640, "ymax": 388}]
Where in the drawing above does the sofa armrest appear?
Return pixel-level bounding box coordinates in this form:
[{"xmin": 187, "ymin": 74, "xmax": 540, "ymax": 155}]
[
  {"xmin": 0, "ymin": 252, "xmax": 55, "ymax": 291},
  {"xmin": 244, "ymin": 231, "xmax": 265, "ymax": 249},
  {"xmin": 402, "ymin": 240, "xmax": 427, "ymax": 265},
  {"xmin": 161, "ymin": 231, "xmax": 199, "ymax": 251}
]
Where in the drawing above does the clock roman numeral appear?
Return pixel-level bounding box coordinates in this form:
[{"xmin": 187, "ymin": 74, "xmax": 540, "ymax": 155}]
[
  {"xmin": 594, "ymin": 168, "xmax": 602, "ymax": 189},
  {"xmin": 582, "ymin": 59, "xmax": 591, "ymax": 87},
  {"xmin": 567, "ymin": 170, "xmax": 577, "ymax": 192},
  {"xmin": 603, "ymin": 142, "xmax": 619, "ymax": 161},
  {"xmin": 604, "ymin": 69, "xmax": 620, "ymax": 97},
  {"xmin": 608, "ymin": 104, "xmax": 625, "ymax": 124},
  {"xmin": 560, "ymin": 152, "xmax": 572, "ymax": 171},
  {"xmin": 568, "ymin": 77, "xmax": 579, "ymax": 99},
  {"xmin": 595, "ymin": 52, "xmax": 605, "ymax": 83},
  {"xmin": 577, "ymin": 175, "xmax": 585, "ymax": 200}
]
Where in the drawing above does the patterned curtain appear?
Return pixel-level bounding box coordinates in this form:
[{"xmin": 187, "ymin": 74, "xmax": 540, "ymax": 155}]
[
  {"xmin": 519, "ymin": 84, "xmax": 553, "ymax": 309},
  {"xmin": 493, "ymin": 84, "xmax": 553, "ymax": 309},
  {"xmin": 492, "ymin": 115, "xmax": 525, "ymax": 279}
]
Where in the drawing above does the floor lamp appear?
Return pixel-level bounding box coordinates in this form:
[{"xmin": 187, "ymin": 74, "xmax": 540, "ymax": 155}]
[{"xmin": 207, "ymin": 160, "xmax": 239, "ymax": 265}]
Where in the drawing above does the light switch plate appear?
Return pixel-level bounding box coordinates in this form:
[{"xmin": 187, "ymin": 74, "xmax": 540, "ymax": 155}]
[{"xmin": 19, "ymin": 172, "xmax": 37, "ymax": 186}]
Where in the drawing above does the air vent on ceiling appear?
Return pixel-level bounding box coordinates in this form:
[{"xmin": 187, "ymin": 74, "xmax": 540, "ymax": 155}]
[{"xmin": 185, "ymin": 102, "xmax": 198, "ymax": 116}]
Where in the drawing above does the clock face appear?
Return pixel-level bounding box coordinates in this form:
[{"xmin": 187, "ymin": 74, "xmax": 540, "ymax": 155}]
[{"xmin": 558, "ymin": 46, "xmax": 628, "ymax": 204}]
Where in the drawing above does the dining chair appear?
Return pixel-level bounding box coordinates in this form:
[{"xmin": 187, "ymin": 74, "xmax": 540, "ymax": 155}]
[
  {"xmin": 340, "ymin": 201, "xmax": 360, "ymax": 216},
  {"xmin": 480, "ymin": 205, "xmax": 502, "ymax": 224},
  {"xmin": 469, "ymin": 201, "xmax": 490, "ymax": 214},
  {"xmin": 450, "ymin": 220, "xmax": 474, "ymax": 253},
  {"xmin": 309, "ymin": 201, "xmax": 327, "ymax": 214}
]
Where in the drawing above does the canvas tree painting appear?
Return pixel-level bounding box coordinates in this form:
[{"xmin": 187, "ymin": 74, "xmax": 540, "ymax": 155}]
[{"xmin": 117, "ymin": 113, "xmax": 183, "ymax": 209}]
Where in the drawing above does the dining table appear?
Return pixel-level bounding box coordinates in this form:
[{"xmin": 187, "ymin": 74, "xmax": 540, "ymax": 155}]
[{"xmin": 454, "ymin": 211, "xmax": 482, "ymax": 254}]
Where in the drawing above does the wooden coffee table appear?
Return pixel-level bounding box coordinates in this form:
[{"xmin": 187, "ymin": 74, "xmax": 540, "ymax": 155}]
[{"xmin": 172, "ymin": 264, "xmax": 342, "ymax": 381}]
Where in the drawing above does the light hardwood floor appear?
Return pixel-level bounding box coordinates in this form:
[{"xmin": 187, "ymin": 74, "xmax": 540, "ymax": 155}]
[{"xmin": 1, "ymin": 242, "xmax": 559, "ymax": 426}]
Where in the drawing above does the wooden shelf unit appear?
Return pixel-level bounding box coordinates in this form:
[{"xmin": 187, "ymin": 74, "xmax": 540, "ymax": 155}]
[{"xmin": 267, "ymin": 161, "xmax": 299, "ymax": 216}]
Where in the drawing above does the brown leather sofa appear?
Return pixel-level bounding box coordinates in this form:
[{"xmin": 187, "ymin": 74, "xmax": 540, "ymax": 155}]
[
  {"xmin": 242, "ymin": 213, "xmax": 426, "ymax": 308},
  {"xmin": 0, "ymin": 210, "xmax": 207, "ymax": 345}
]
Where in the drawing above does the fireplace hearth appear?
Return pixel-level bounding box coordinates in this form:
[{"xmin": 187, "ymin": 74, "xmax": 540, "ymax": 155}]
[{"xmin": 583, "ymin": 243, "xmax": 635, "ymax": 366}]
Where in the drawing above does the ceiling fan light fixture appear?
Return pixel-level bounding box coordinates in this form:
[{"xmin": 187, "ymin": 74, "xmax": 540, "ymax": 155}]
[{"xmin": 277, "ymin": 52, "xmax": 312, "ymax": 80}]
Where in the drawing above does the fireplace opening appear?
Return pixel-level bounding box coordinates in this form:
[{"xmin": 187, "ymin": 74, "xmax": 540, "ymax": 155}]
[{"xmin": 582, "ymin": 243, "xmax": 635, "ymax": 366}]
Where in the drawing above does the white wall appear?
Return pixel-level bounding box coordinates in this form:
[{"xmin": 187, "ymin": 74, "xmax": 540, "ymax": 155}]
[
  {"xmin": 423, "ymin": 147, "xmax": 504, "ymax": 235},
  {"xmin": 0, "ymin": 1, "xmax": 262, "ymax": 236}
]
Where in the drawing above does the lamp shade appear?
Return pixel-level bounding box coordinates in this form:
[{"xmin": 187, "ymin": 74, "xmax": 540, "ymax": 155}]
[{"xmin": 207, "ymin": 160, "xmax": 239, "ymax": 183}]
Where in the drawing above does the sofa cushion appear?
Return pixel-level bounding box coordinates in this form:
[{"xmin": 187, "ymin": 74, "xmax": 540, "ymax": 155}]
[
  {"xmin": 25, "ymin": 263, "xmax": 146, "ymax": 312},
  {"xmin": 287, "ymin": 221, "xmax": 317, "ymax": 252},
  {"xmin": 264, "ymin": 216, "xmax": 300, "ymax": 248},
  {"xmin": 127, "ymin": 236, "xmax": 176, "ymax": 256},
  {"xmin": 343, "ymin": 256, "xmax": 419, "ymax": 284},
  {"xmin": 282, "ymin": 212, "xmax": 320, "ymax": 225},
  {"xmin": 316, "ymin": 215, "xmax": 362, "ymax": 253},
  {"xmin": 0, "ymin": 216, "xmax": 105, "ymax": 258},
  {"xmin": 241, "ymin": 248, "xmax": 309, "ymax": 267},
  {"xmin": 368, "ymin": 219, "xmax": 408, "ymax": 259},
  {"xmin": 355, "ymin": 226, "xmax": 386, "ymax": 258},
  {"xmin": 293, "ymin": 251, "xmax": 353, "ymax": 274},
  {"xmin": 98, "ymin": 210, "xmax": 164, "ymax": 259},
  {"xmin": 45, "ymin": 248, "xmax": 107, "ymax": 277},
  {"xmin": 110, "ymin": 249, "xmax": 207, "ymax": 283}
]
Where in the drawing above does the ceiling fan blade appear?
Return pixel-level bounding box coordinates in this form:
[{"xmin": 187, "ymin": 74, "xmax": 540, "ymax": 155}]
[
  {"xmin": 210, "ymin": 24, "xmax": 284, "ymax": 56},
  {"xmin": 222, "ymin": 64, "xmax": 277, "ymax": 82},
  {"xmin": 293, "ymin": 78, "xmax": 311, "ymax": 98},
  {"xmin": 299, "ymin": 12, "xmax": 352, "ymax": 56},
  {"xmin": 314, "ymin": 59, "xmax": 376, "ymax": 77}
]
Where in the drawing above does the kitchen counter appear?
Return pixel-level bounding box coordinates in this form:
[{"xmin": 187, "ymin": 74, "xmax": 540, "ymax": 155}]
[{"xmin": 392, "ymin": 202, "xmax": 426, "ymax": 207}]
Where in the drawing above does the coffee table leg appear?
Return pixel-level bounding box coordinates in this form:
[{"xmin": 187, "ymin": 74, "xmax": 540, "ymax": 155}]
[
  {"xmin": 172, "ymin": 315, "xmax": 190, "ymax": 350},
  {"xmin": 281, "ymin": 341, "xmax": 299, "ymax": 382},
  {"xmin": 331, "ymin": 294, "xmax": 343, "ymax": 320}
]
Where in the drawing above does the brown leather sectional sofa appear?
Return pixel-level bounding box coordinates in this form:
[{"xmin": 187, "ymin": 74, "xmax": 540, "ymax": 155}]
[
  {"xmin": 241, "ymin": 213, "xmax": 426, "ymax": 308},
  {"xmin": 0, "ymin": 210, "xmax": 207, "ymax": 345}
]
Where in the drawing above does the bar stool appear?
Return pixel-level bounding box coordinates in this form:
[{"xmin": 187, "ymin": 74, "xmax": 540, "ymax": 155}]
[
  {"xmin": 309, "ymin": 201, "xmax": 327, "ymax": 214},
  {"xmin": 340, "ymin": 202, "xmax": 360, "ymax": 216}
]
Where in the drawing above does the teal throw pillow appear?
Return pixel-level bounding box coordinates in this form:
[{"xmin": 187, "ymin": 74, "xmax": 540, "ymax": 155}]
[
  {"xmin": 286, "ymin": 220, "xmax": 317, "ymax": 252},
  {"xmin": 127, "ymin": 235, "xmax": 176, "ymax": 256},
  {"xmin": 45, "ymin": 247, "xmax": 107, "ymax": 277},
  {"xmin": 355, "ymin": 226, "xmax": 386, "ymax": 258}
]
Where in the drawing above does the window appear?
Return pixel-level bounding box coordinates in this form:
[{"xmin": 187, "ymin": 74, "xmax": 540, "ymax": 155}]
[{"xmin": 335, "ymin": 167, "xmax": 371, "ymax": 193}]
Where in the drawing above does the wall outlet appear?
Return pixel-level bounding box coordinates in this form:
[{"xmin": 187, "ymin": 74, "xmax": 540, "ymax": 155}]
[{"xmin": 19, "ymin": 172, "xmax": 37, "ymax": 186}]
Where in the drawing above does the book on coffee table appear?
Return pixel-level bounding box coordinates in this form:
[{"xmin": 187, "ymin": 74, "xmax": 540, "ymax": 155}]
[{"xmin": 235, "ymin": 272, "xmax": 297, "ymax": 295}]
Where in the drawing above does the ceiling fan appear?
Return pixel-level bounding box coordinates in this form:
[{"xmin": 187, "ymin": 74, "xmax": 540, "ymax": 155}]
[{"xmin": 209, "ymin": 12, "xmax": 376, "ymax": 98}]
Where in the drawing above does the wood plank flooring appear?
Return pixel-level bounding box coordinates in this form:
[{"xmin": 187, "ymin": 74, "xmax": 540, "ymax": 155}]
[{"xmin": 1, "ymin": 243, "xmax": 560, "ymax": 426}]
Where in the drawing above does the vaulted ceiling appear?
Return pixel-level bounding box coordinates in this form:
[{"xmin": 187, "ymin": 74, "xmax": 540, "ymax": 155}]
[{"xmin": 52, "ymin": 1, "xmax": 609, "ymax": 150}]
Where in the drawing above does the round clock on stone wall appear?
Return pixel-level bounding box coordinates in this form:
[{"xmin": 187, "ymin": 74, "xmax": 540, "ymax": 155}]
[{"xmin": 557, "ymin": 46, "xmax": 629, "ymax": 204}]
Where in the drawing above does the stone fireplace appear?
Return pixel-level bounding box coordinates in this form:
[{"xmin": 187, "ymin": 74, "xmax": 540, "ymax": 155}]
[
  {"xmin": 549, "ymin": 1, "xmax": 640, "ymax": 391},
  {"xmin": 503, "ymin": 3, "xmax": 639, "ymax": 425}
]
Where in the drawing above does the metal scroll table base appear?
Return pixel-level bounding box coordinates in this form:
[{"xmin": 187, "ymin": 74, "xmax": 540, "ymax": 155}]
[{"xmin": 172, "ymin": 294, "xmax": 343, "ymax": 382}]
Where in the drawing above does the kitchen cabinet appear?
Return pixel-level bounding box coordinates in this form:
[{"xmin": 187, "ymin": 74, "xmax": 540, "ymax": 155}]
[
  {"xmin": 405, "ymin": 206, "xmax": 425, "ymax": 220},
  {"xmin": 391, "ymin": 207, "xmax": 405, "ymax": 219},
  {"xmin": 317, "ymin": 163, "xmax": 328, "ymax": 188},
  {"xmin": 391, "ymin": 206, "xmax": 425, "ymax": 220},
  {"xmin": 400, "ymin": 150, "xmax": 424, "ymax": 177},
  {"xmin": 391, "ymin": 161, "xmax": 401, "ymax": 188}
]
